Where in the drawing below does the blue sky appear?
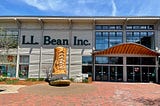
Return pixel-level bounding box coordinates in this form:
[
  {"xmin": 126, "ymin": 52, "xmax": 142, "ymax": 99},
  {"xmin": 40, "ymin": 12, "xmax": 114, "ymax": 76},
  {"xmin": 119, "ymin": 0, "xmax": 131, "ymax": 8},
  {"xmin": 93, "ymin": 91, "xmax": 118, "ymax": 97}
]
[{"xmin": 0, "ymin": 0, "xmax": 160, "ymax": 16}]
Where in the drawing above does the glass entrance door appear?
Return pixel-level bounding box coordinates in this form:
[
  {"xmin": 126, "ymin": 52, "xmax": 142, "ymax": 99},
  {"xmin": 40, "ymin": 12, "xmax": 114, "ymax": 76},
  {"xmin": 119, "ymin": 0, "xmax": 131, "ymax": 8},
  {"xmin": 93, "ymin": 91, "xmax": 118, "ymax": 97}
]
[
  {"xmin": 95, "ymin": 66, "xmax": 123, "ymax": 81},
  {"xmin": 142, "ymin": 67, "xmax": 156, "ymax": 82},
  {"xmin": 110, "ymin": 66, "xmax": 123, "ymax": 82},
  {"xmin": 95, "ymin": 66, "xmax": 108, "ymax": 81},
  {"xmin": 127, "ymin": 66, "xmax": 140, "ymax": 82}
]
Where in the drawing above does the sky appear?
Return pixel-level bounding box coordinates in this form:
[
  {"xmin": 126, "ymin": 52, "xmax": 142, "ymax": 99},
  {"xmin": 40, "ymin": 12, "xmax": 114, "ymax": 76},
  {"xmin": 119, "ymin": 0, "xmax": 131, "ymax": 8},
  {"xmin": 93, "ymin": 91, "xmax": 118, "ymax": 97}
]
[{"xmin": 0, "ymin": 0, "xmax": 160, "ymax": 16}]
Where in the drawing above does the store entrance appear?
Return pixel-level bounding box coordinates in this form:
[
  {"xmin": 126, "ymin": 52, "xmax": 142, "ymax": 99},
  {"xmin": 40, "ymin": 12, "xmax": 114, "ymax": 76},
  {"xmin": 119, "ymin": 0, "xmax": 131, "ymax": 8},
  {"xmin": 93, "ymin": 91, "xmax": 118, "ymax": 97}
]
[
  {"xmin": 127, "ymin": 66, "xmax": 141, "ymax": 82},
  {"xmin": 95, "ymin": 66, "xmax": 123, "ymax": 82},
  {"xmin": 127, "ymin": 66, "xmax": 156, "ymax": 82},
  {"xmin": 142, "ymin": 67, "xmax": 156, "ymax": 82}
]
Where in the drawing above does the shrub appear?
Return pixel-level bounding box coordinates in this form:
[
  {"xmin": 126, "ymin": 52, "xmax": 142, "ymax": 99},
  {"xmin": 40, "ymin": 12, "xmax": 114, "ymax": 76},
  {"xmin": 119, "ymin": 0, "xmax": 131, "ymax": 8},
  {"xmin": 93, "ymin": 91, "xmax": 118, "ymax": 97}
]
[
  {"xmin": 38, "ymin": 78, "xmax": 45, "ymax": 81},
  {"xmin": 82, "ymin": 79, "xmax": 88, "ymax": 83},
  {"xmin": 0, "ymin": 77, "xmax": 6, "ymax": 82},
  {"xmin": 26, "ymin": 78, "xmax": 37, "ymax": 82},
  {"xmin": 5, "ymin": 78, "xmax": 19, "ymax": 84},
  {"xmin": 69, "ymin": 78, "xmax": 74, "ymax": 82},
  {"xmin": 26, "ymin": 78, "xmax": 45, "ymax": 81}
]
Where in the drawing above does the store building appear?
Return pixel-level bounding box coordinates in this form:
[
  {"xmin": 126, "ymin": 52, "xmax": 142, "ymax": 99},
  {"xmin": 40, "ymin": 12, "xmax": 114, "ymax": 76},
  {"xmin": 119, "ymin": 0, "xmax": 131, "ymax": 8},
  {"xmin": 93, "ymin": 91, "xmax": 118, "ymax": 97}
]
[{"xmin": 0, "ymin": 16, "xmax": 160, "ymax": 83}]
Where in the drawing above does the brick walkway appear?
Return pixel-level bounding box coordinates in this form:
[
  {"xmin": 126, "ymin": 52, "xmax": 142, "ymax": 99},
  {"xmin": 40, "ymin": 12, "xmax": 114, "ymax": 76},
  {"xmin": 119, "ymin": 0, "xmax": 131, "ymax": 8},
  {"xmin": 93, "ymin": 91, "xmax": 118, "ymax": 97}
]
[{"xmin": 0, "ymin": 82, "xmax": 160, "ymax": 106}]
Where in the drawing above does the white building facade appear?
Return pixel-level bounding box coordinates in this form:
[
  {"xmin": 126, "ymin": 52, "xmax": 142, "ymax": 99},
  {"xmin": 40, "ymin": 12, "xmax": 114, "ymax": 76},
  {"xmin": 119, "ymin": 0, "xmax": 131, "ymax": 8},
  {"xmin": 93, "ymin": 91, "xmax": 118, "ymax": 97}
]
[{"xmin": 0, "ymin": 16, "xmax": 160, "ymax": 83}]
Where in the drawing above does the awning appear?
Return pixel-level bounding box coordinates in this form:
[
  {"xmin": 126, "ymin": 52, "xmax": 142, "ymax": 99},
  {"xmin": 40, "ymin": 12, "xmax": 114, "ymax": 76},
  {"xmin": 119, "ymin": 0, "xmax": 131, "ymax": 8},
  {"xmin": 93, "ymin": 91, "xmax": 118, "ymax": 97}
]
[{"xmin": 93, "ymin": 43, "xmax": 160, "ymax": 56}]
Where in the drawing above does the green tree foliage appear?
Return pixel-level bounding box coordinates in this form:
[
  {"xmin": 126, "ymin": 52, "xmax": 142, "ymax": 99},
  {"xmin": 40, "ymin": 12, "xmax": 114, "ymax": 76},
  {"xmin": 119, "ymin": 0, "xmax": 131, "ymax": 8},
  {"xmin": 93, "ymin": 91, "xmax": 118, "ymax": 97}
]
[{"xmin": 0, "ymin": 27, "xmax": 18, "ymax": 51}]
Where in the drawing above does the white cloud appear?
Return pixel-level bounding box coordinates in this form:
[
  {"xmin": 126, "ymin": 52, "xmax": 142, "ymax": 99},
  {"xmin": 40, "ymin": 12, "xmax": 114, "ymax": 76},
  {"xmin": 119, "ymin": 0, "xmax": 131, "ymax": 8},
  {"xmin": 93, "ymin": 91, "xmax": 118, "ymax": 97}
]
[
  {"xmin": 21, "ymin": 0, "xmax": 114, "ymax": 16},
  {"xmin": 22, "ymin": 0, "xmax": 48, "ymax": 10},
  {"xmin": 111, "ymin": 0, "xmax": 117, "ymax": 16},
  {"xmin": 22, "ymin": 0, "xmax": 65, "ymax": 11}
]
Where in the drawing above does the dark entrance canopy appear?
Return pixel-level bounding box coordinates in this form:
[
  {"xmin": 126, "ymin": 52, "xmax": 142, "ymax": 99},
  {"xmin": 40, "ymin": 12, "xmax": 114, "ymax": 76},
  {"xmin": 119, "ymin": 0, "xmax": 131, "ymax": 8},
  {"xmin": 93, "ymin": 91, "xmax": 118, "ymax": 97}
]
[{"xmin": 93, "ymin": 43, "xmax": 160, "ymax": 56}]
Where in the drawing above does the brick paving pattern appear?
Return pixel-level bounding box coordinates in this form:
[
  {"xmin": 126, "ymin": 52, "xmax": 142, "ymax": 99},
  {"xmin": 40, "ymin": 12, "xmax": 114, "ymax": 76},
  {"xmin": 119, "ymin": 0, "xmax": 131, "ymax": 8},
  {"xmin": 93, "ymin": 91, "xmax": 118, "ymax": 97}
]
[{"xmin": 0, "ymin": 82, "xmax": 159, "ymax": 106}]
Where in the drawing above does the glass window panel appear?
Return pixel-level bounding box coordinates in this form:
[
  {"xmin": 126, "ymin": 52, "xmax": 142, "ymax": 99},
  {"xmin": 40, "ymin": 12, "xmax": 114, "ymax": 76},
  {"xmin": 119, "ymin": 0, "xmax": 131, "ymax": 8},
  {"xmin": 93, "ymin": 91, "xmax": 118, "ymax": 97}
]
[
  {"xmin": 82, "ymin": 66, "xmax": 92, "ymax": 75},
  {"xmin": 127, "ymin": 57, "xmax": 140, "ymax": 65},
  {"xmin": 109, "ymin": 25, "xmax": 115, "ymax": 30},
  {"xmin": 133, "ymin": 32, "xmax": 140, "ymax": 36},
  {"xmin": 147, "ymin": 25, "xmax": 154, "ymax": 30},
  {"xmin": 148, "ymin": 32, "xmax": 154, "ymax": 36},
  {"xmin": 82, "ymin": 56, "xmax": 92, "ymax": 64},
  {"xmin": 109, "ymin": 32, "xmax": 122, "ymax": 47},
  {"xmin": 95, "ymin": 57, "xmax": 108, "ymax": 64},
  {"xmin": 117, "ymin": 32, "xmax": 123, "ymax": 36},
  {"xmin": 19, "ymin": 65, "xmax": 29, "ymax": 78},
  {"xmin": 95, "ymin": 25, "xmax": 102, "ymax": 30},
  {"xmin": 127, "ymin": 25, "xmax": 154, "ymax": 30},
  {"xmin": 133, "ymin": 25, "xmax": 140, "ymax": 30},
  {"xmin": 116, "ymin": 25, "xmax": 122, "ymax": 30},
  {"xmin": 102, "ymin": 25, "xmax": 109, "ymax": 30},
  {"xmin": 117, "ymin": 66, "xmax": 123, "ymax": 81},
  {"xmin": 110, "ymin": 32, "xmax": 116, "ymax": 36},
  {"xmin": 126, "ymin": 32, "xmax": 132, "ymax": 36},
  {"xmin": 148, "ymin": 67, "xmax": 156, "ymax": 82},
  {"xmin": 109, "ymin": 57, "xmax": 123, "ymax": 64},
  {"xmin": 140, "ymin": 25, "xmax": 147, "ymax": 30},
  {"xmin": 103, "ymin": 32, "xmax": 108, "ymax": 36},
  {"xmin": 141, "ymin": 57, "xmax": 155, "ymax": 65},
  {"xmin": 95, "ymin": 32, "xmax": 102, "ymax": 36},
  {"xmin": 6, "ymin": 31, "xmax": 12, "ymax": 36},
  {"xmin": 96, "ymin": 31, "xmax": 108, "ymax": 50},
  {"xmin": 126, "ymin": 31, "xmax": 154, "ymax": 49},
  {"xmin": 20, "ymin": 55, "xmax": 29, "ymax": 63},
  {"xmin": 126, "ymin": 25, "xmax": 132, "ymax": 30},
  {"xmin": 12, "ymin": 31, "xmax": 18, "ymax": 36},
  {"xmin": 140, "ymin": 32, "xmax": 147, "ymax": 37}
]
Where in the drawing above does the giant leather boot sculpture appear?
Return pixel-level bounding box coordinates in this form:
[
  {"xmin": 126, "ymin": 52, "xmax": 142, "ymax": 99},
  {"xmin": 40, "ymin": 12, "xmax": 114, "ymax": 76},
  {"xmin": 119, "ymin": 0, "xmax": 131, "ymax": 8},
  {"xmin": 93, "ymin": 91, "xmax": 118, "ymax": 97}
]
[
  {"xmin": 49, "ymin": 46, "xmax": 70, "ymax": 86},
  {"xmin": 53, "ymin": 47, "xmax": 67, "ymax": 74}
]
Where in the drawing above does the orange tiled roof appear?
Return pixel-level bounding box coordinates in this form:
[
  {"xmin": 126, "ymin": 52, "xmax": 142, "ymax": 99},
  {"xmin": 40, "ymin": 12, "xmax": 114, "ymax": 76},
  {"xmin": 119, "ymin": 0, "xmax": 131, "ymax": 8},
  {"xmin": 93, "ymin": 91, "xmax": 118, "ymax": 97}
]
[{"xmin": 93, "ymin": 43, "xmax": 159, "ymax": 56}]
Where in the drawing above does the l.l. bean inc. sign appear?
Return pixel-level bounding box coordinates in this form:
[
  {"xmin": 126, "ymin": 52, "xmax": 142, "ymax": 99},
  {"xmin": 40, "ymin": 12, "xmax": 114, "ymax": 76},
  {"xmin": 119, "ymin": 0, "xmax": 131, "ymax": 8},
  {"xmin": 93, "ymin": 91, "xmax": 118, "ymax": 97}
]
[{"xmin": 21, "ymin": 35, "xmax": 91, "ymax": 46}]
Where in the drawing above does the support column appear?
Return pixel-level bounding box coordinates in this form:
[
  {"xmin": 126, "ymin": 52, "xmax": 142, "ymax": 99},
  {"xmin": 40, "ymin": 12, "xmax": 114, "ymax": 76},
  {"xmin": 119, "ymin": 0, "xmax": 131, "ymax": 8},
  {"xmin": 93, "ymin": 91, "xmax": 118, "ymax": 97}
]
[
  {"xmin": 38, "ymin": 18, "xmax": 44, "ymax": 78},
  {"xmin": 123, "ymin": 56, "xmax": 127, "ymax": 82},
  {"xmin": 93, "ymin": 55, "xmax": 95, "ymax": 81},
  {"xmin": 123, "ymin": 18, "xmax": 127, "ymax": 43},
  {"xmin": 156, "ymin": 56, "xmax": 159, "ymax": 83},
  {"xmin": 15, "ymin": 18, "xmax": 21, "ymax": 78},
  {"xmin": 92, "ymin": 19, "xmax": 95, "ymax": 81},
  {"xmin": 68, "ymin": 19, "xmax": 72, "ymax": 79}
]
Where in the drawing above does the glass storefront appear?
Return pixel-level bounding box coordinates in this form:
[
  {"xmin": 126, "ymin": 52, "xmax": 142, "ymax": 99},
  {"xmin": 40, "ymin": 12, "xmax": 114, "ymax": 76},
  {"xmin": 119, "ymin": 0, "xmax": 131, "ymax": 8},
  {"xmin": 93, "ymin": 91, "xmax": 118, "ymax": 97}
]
[{"xmin": 94, "ymin": 56, "xmax": 157, "ymax": 82}]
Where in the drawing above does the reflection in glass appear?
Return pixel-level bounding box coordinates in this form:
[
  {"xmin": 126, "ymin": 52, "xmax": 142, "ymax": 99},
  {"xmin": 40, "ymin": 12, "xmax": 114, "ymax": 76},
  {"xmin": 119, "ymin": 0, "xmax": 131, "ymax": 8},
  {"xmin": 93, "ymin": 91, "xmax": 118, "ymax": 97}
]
[
  {"xmin": 95, "ymin": 57, "xmax": 108, "ymax": 64},
  {"xmin": 109, "ymin": 57, "xmax": 123, "ymax": 64},
  {"xmin": 126, "ymin": 31, "xmax": 154, "ymax": 49},
  {"xmin": 19, "ymin": 65, "xmax": 28, "ymax": 78},
  {"xmin": 82, "ymin": 56, "xmax": 92, "ymax": 64}
]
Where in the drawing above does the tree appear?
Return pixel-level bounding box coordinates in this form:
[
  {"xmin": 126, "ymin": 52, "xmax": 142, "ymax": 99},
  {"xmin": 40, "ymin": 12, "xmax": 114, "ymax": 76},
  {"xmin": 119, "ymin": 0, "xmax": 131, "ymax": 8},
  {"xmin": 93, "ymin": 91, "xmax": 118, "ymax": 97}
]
[
  {"xmin": 0, "ymin": 27, "xmax": 18, "ymax": 77},
  {"xmin": 0, "ymin": 27, "xmax": 18, "ymax": 51}
]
